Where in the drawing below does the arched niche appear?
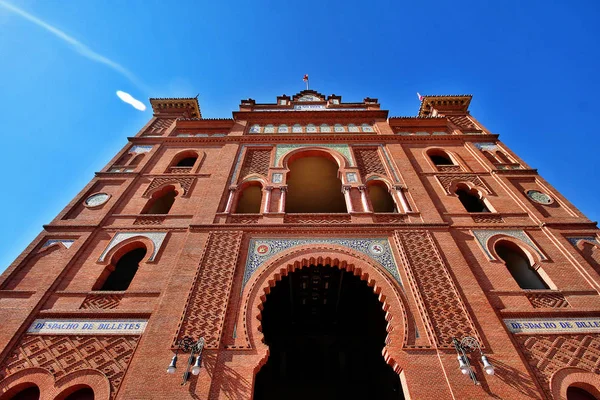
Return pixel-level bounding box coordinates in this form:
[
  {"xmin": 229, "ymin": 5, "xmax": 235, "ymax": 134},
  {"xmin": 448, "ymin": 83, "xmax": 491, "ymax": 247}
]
[
  {"xmin": 141, "ymin": 185, "xmax": 179, "ymax": 215},
  {"xmin": 366, "ymin": 180, "xmax": 397, "ymax": 213},
  {"xmin": 283, "ymin": 150, "xmax": 348, "ymax": 213},
  {"xmin": 235, "ymin": 180, "xmax": 264, "ymax": 214}
]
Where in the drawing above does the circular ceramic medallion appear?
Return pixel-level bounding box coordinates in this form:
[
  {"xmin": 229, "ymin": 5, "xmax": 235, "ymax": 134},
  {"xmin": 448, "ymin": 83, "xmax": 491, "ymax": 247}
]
[
  {"xmin": 527, "ymin": 190, "xmax": 553, "ymax": 205},
  {"xmin": 255, "ymin": 243, "xmax": 271, "ymax": 256},
  {"xmin": 85, "ymin": 193, "xmax": 110, "ymax": 207},
  {"xmin": 368, "ymin": 242, "xmax": 385, "ymax": 256}
]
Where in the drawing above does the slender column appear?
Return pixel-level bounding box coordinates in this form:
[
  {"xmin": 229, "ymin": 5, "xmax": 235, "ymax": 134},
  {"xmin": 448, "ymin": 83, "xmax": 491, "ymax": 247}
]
[
  {"xmin": 358, "ymin": 186, "xmax": 370, "ymax": 212},
  {"xmin": 224, "ymin": 187, "xmax": 236, "ymax": 213},
  {"xmin": 278, "ymin": 186, "xmax": 287, "ymax": 213},
  {"xmin": 263, "ymin": 186, "xmax": 272, "ymax": 213},
  {"xmin": 342, "ymin": 185, "xmax": 354, "ymax": 213},
  {"xmin": 394, "ymin": 184, "xmax": 411, "ymax": 212}
]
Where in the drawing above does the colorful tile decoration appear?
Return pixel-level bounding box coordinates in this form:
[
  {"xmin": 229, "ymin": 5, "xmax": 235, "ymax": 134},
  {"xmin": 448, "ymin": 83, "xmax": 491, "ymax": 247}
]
[
  {"xmin": 242, "ymin": 238, "xmax": 402, "ymax": 288},
  {"xmin": 99, "ymin": 232, "xmax": 167, "ymax": 262},
  {"xmin": 472, "ymin": 230, "xmax": 546, "ymax": 260},
  {"xmin": 275, "ymin": 144, "xmax": 354, "ymax": 166}
]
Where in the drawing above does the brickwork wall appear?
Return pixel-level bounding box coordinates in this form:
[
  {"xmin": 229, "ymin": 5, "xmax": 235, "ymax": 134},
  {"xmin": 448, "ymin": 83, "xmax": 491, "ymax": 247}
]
[{"xmin": 1, "ymin": 94, "xmax": 599, "ymax": 399}]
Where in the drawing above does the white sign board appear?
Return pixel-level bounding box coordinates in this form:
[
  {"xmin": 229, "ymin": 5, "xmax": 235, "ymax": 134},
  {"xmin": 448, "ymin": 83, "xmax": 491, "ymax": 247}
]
[
  {"xmin": 27, "ymin": 319, "xmax": 147, "ymax": 335},
  {"xmin": 504, "ymin": 318, "xmax": 600, "ymax": 334}
]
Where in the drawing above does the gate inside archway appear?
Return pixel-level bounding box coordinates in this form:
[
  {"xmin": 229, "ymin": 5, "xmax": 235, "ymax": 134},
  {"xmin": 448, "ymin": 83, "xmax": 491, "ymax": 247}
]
[{"xmin": 253, "ymin": 264, "xmax": 404, "ymax": 400}]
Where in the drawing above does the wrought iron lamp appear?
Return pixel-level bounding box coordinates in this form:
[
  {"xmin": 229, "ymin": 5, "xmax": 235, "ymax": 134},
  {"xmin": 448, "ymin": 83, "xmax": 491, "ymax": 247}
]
[
  {"xmin": 452, "ymin": 336, "xmax": 494, "ymax": 385},
  {"xmin": 166, "ymin": 336, "xmax": 205, "ymax": 385}
]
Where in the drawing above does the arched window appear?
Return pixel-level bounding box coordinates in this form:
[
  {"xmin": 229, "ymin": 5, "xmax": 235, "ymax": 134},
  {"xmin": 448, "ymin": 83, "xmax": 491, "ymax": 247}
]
[
  {"xmin": 116, "ymin": 152, "xmax": 133, "ymax": 166},
  {"xmin": 455, "ymin": 187, "xmax": 490, "ymax": 213},
  {"xmin": 285, "ymin": 153, "xmax": 347, "ymax": 213},
  {"xmin": 175, "ymin": 156, "xmax": 197, "ymax": 167},
  {"xmin": 567, "ymin": 386, "xmax": 598, "ymax": 400},
  {"xmin": 428, "ymin": 150, "xmax": 454, "ymax": 166},
  {"xmin": 58, "ymin": 387, "xmax": 95, "ymax": 400},
  {"xmin": 129, "ymin": 153, "xmax": 145, "ymax": 166},
  {"xmin": 96, "ymin": 247, "xmax": 147, "ymax": 291},
  {"xmin": 142, "ymin": 186, "xmax": 177, "ymax": 214},
  {"xmin": 496, "ymin": 151, "xmax": 512, "ymax": 163},
  {"xmin": 495, "ymin": 242, "xmax": 548, "ymax": 290},
  {"xmin": 235, "ymin": 183, "xmax": 263, "ymax": 214},
  {"xmin": 367, "ymin": 181, "xmax": 396, "ymax": 213},
  {"xmin": 482, "ymin": 151, "xmax": 498, "ymax": 163},
  {"xmin": 6, "ymin": 385, "xmax": 40, "ymax": 400}
]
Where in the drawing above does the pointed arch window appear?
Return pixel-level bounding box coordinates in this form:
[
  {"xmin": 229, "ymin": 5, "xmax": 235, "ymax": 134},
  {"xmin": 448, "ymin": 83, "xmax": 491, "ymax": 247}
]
[
  {"xmin": 95, "ymin": 247, "xmax": 147, "ymax": 291},
  {"xmin": 428, "ymin": 149, "xmax": 455, "ymax": 166},
  {"xmin": 142, "ymin": 186, "xmax": 178, "ymax": 214},
  {"xmin": 455, "ymin": 187, "xmax": 490, "ymax": 213},
  {"xmin": 495, "ymin": 242, "xmax": 548, "ymax": 290}
]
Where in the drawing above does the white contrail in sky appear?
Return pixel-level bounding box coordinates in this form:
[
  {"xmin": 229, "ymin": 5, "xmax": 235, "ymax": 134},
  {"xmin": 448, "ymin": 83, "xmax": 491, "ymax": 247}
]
[
  {"xmin": 0, "ymin": 0, "xmax": 148, "ymax": 92},
  {"xmin": 116, "ymin": 91, "xmax": 146, "ymax": 111}
]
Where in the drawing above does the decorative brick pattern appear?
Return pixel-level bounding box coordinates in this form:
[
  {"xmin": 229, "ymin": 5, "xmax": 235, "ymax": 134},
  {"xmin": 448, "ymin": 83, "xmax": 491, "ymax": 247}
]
[
  {"xmin": 143, "ymin": 118, "xmax": 175, "ymax": 136},
  {"xmin": 283, "ymin": 214, "xmax": 352, "ymax": 224},
  {"xmin": 472, "ymin": 214, "xmax": 504, "ymax": 224},
  {"xmin": 526, "ymin": 292, "xmax": 570, "ymax": 308},
  {"xmin": 373, "ymin": 214, "xmax": 409, "ymax": 224},
  {"xmin": 436, "ymin": 174, "xmax": 492, "ymax": 194},
  {"xmin": 1, "ymin": 335, "xmax": 140, "ymax": 398},
  {"xmin": 436, "ymin": 165, "xmax": 462, "ymax": 172},
  {"xmin": 175, "ymin": 231, "xmax": 243, "ymax": 349},
  {"xmin": 238, "ymin": 149, "xmax": 271, "ymax": 180},
  {"xmin": 448, "ymin": 115, "xmax": 478, "ymax": 130},
  {"xmin": 516, "ymin": 334, "xmax": 600, "ymax": 399},
  {"xmin": 143, "ymin": 177, "xmax": 195, "ymax": 197},
  {"xmin": 394, "ymin": 231, "xmax": 478, "ymax": 347},
  {"xmin": 227, "ymin": 215, "xmax": 260, "ymax": 224},
  {"xmin": 80, "ymin": 294, "xmax": 124, "ymax": 310},
  {"xmin": 167, "ymin": 166, "xmax": 192, "ymax": 174},
  {"xmin": 133, "ymin": 215, "xmax": 166, "ymax": 225},
  {"xmin": 354, "ymin": 147, "xmax": 387, "ymax": 179}
]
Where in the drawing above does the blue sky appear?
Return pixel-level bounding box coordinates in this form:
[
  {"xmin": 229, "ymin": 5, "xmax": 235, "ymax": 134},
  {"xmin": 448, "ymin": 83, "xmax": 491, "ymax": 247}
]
[{"xmin": 0, "ymin": 0, "xmax": 598, "ymax": 271}]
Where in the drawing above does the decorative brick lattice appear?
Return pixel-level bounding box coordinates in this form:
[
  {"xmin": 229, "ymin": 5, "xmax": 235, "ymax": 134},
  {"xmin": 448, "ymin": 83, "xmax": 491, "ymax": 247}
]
[
  {"xmin": 143, "ymin": 118, "xmax": 175, "ymax": 135},
  {"xmin": 472, "ymin": 214, "xmax": 504, "ymax": 224},
  {"xmin": 516, "ymin": 334, "xmax": 600, "ymax": 399},
  {"xmin": 283, "ymin": 214, "xmax": 352, "ymax": 224},
  {"xmin": 176, "ymin": 231, "xmax": 243, "ymax": 349},
  {"xmin": 238, "ymin": 149, "xmax": 271, "ymax": 180},
  {"xmin": 133, "ymin": 215, "xmax": 166, "ymax": 225},
  {"xmin": 526, "ymin": 292, "xmax": 570, "ymax": 308},
  {"xmin": 354, "ymin": 148, "xmax": 387, "ymax": 179},
  {"xmin": 448, "ymin": 115, "xmax": 478, "ymax": 130},
  {"xmin": 227, "ymin": 215, "xmax": 260, "ymax": 224},
  {"xmin": 143, "ymin": 177, "xmax": 194, "ymax": 197},
  {"xmin": 80, "ymin": 294, "xmax": 123, "ymax": 310},
  {"xmin": 395, "ymin": 231, "xmax": 478, "ymax": 347},
  {"xmin": 436, "ymin": 165, "xmax": 462, "ymax": 172},
  {"xmin": 167, "ymin": 166, "xmax": 192, "ymax": 174},
  {"xmin": 436, "ymin": 174, "xmax": 492, "ymax": 194},
  {"xmin": 1, "ymin": 335, "xmax": 140, "ymax": 399},
  {"xmin": 373, "ymin": 214, "xmax": 409, "ymax": 224}
]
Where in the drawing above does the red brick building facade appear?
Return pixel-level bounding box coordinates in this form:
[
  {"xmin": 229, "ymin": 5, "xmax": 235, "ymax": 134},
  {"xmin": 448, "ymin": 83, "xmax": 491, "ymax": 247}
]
[{"xmin": 1, "ymin": 91, "xmax": 599, "ymax": 399}]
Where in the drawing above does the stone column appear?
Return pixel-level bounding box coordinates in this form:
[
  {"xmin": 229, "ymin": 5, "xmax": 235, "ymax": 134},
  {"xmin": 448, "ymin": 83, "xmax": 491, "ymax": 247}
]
[
  {"xmin": 278, "ymin": 186, "xmax": 287, "ymax": 213},
  {"xmin": 342, "ymin": 185, "xmax": 354, "ymax": 213},
  {"xmin": 224, "ymin": 187, "xmax": 236, "ymax": 213},
  {"xmin": 263, "ymin": 186, "xmax": 272, "ymax": 213},
  {"xmin": 358, "ymin": 185, "xmax": 370, "ymax": 212},
  {"xmin": 394, "ymin": 184, "xmax": 411, "ymax": 212}
]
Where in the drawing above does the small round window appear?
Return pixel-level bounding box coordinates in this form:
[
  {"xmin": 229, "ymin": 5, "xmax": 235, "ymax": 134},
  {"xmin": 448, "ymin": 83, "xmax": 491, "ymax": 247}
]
[
  {"xmin": 527, "ymin": 190, "xmax": 553, "ymax": 205},
  {"xmin": 85, "ymin": 193, "xmax": 110, "ymax": 207}
]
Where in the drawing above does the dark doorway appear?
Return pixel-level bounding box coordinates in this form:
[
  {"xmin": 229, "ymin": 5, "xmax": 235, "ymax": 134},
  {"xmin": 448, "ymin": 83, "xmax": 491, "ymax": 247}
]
[
  {"xmin": 7, "ymin": 386, "xmax": 40, "ymax": 400},
  {"xmin": 567, "ymin": 386, "xmax": 599, "ymax": 400},
  {"xmin": 254, "ymin": 265, "xmax": 404, "ymax": 400}
]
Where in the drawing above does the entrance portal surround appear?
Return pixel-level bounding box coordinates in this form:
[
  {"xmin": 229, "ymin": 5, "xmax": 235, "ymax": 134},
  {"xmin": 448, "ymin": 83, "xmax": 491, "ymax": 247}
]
[{"xmin": 228, "ymin": 244, "xmax": 415, "ymax": 399}]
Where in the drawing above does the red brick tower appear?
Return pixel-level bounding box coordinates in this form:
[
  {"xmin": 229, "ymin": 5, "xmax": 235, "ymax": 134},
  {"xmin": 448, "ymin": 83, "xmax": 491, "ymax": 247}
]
[{"xmin": 1, "ymin": 91, "xmax": 599, "ymax": 400}]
